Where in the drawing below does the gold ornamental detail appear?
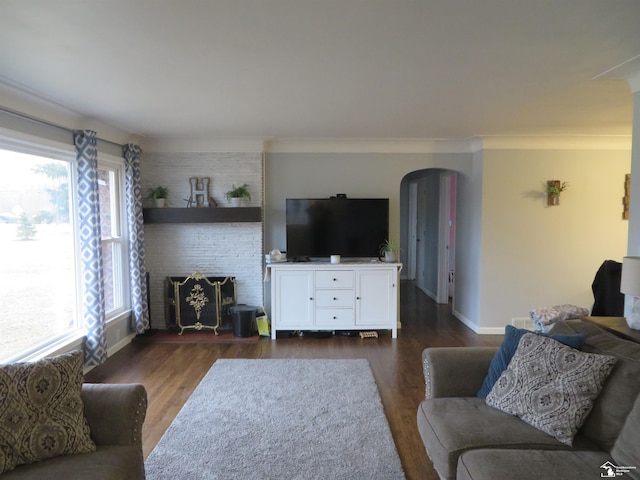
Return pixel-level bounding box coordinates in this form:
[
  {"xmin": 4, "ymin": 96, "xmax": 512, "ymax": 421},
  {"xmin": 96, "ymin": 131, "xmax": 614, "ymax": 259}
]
[
  {"xmin": 186, "ymin": 284, "xmax": 209, "ymax": 320},
  {"xmin": 191, "ymin": 271, "xmax": 207, "ymax": 281}
]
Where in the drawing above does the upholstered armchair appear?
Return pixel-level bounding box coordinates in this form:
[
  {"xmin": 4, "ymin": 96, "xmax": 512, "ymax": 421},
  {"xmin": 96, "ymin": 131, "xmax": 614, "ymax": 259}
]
[{"xmin": 1, "ymin": 382, "xmax": 147, "ymax": 480}]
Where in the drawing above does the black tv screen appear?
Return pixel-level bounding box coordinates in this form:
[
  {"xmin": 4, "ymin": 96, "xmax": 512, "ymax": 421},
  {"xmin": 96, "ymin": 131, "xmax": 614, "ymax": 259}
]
[{"xmin": 286, "ymin": 198, "xmax": 389, "ymax": 259}]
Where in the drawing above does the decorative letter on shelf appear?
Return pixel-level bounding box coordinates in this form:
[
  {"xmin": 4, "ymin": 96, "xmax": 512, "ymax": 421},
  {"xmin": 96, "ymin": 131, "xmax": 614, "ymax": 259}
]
[{"xmin": 189, "ymin": 177, "xmax": 216, "ymax": 207}]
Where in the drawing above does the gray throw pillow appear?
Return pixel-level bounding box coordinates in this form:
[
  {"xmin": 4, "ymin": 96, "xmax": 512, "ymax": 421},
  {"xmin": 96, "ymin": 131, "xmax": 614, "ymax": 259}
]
[
  {"xmin": 486, "ymin": 333, "xmax": 616, "ymax": 445},
  {"xmin": 0, "ymin": 350, "xmax": 96, "ymax": 474}
]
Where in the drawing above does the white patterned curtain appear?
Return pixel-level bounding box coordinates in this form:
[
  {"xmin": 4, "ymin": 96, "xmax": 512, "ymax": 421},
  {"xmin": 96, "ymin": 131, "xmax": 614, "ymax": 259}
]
[
  {"xmin": 123, "ymin": 144, "xmax": 150, "ymax": 333},
  {"xmin": 74, "ymin": 130, "xmax": 108, "ymax": 366}
]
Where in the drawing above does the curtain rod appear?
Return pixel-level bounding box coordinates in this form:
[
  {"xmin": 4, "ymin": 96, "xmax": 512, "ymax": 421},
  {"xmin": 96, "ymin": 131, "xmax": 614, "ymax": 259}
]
[{"xmin": 0, "ymin": 106, "xmax": 125, "ymax": 149}]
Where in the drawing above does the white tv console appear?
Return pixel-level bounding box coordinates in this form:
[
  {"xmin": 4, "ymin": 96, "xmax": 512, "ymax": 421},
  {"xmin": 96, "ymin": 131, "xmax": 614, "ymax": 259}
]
[{"xmin": 267, "ymin": 261, "xmax": 402, "ymax": 339}]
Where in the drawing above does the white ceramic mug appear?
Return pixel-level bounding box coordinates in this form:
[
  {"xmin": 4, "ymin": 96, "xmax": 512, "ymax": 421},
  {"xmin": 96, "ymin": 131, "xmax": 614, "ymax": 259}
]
[{"xmin": 330, "ymin": 254, "xmax": 341, "ymax": 264}]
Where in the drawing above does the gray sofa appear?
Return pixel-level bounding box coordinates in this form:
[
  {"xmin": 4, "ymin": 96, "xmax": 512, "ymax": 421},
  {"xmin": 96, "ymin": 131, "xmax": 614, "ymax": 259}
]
[
  {"xmin": 1, "ymin": 383, "xmax": 147, "ymax": 480},
  {"xmin": 417, "ymin": 320, "xmax": 640, "ymax": 480}
]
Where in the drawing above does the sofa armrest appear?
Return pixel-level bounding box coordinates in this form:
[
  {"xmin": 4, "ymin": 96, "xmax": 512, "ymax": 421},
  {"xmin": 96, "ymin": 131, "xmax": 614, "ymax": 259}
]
[
  {"xmin": 81, "ymin": 383, "xmax": 147, "ymax": 448},
  {"xmin": 423, "ymin": 347, "xmax": 497, "ymax": 398}
]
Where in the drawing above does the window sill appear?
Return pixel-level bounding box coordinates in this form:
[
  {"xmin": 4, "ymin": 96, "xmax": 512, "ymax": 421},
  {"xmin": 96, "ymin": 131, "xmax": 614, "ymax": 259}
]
[
  {"xmin": 106, "ymin": 308, "xmax": 132, "ymax": 325},
  {"xmin": 16, "ymin": 330, "xmax": 87, "ymax": 363},
  {"xmin": 6, "ymin": 310, "xmax": 134, "ymax": 366}
]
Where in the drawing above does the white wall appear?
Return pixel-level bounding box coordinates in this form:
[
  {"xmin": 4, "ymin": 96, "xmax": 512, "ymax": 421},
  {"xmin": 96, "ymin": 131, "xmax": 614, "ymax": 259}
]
[
  {"xmin": 264, "ymin": 150, "xmax": 473, "ymax": 317},
  {"xmin": 264, "ymin": 152, "xmax": 472, "ymax": 253},
  {"xmin": 478, "ymin": 148, "xmax": 630, "ymax": 332},
  {"xmin": 452, "ymin": 150, "xmax": 483, "ymax": 330},
  {"xmin": 141, "ymin": 151, "xmax": 264, "ymax": 329},
  {"xmin": 265, "ymin": 145, "xmax": 631, "ymax": 335}
]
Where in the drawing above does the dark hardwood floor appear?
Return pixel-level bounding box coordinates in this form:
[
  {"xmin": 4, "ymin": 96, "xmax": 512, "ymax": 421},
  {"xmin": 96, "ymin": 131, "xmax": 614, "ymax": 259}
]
[{"xmin": 85, "ymin": 281, "xmax": 503, "ymax": 480}]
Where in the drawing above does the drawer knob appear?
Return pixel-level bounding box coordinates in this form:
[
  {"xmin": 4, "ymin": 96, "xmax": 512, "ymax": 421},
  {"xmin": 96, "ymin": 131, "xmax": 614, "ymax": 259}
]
[
  {"xmin": 333, "ymin": 278, "xmax": 337, "ymax": 281},
  {"xmin": 333, "ymin": 297, "xmax": 337, "ymax": 300},
  {"xmin": 310, "ymin": 297, "xmax": 313, "ymax": 300},
  {"xmin": 333, "ymin": 316, "xmax": 337, "ymax": 319},
  {"xmin": 356, "ymin": 296, "xmax": 360, "ymax": 300}
]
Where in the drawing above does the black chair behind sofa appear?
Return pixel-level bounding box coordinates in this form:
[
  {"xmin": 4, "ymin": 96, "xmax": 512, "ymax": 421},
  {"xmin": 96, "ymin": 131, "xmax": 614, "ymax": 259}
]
[{"xmin": 591, "ymin": 259, "xmax": 625, "ymax": 316}]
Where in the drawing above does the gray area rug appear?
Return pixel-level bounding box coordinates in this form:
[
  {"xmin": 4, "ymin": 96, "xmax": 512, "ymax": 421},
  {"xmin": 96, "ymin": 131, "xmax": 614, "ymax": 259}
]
[{"xmin": 145, "ymin": 359, "xmax": 405, "ymax": 480}]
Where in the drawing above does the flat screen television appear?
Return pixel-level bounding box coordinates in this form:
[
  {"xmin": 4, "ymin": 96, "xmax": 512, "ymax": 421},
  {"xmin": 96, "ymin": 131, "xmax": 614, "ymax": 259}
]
[{"xmin": 286, "ymin": 198, "xmax": 389, "ymax": 260}]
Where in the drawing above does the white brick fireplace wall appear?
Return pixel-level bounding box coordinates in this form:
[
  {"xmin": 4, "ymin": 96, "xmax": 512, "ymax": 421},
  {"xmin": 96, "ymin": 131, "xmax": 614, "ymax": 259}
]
[{"xmin": 141, "ymin": 151, "xmax": 263, "ymax": 329}]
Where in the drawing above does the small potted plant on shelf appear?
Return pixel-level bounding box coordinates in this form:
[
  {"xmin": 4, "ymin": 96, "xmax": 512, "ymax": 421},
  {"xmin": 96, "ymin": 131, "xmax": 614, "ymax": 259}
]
[
  {"xmin": 225, "ymin": 183, "xmax": 251, "ymax": 207},
  {"xmin": 147, "ymin": 186, "xmax": 169, "ymax": 207},
  {"xmin": 546, "ymin": 180, "xmax": 568, "ymax": 206},
  {"xmin": 379, "ymin": 239, "xmax": 401, "ymax": 263}
]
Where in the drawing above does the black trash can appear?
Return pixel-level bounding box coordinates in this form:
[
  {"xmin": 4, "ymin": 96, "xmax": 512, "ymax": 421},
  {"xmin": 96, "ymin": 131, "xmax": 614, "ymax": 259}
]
[{"xmin": 231, "ymin": 304, "xmax": 258, "ymax": 337}]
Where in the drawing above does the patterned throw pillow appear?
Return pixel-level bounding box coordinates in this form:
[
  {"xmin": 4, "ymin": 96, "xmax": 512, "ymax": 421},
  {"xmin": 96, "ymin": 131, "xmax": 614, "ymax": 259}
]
[
  {"xmin": 0, "ymin": 350, "xmax": 96, "ymax": 474},
  {"xmin": 476, "ymin": 325, "xmax": 586, "ymax": 398},
  {"xmin": 529, "ymin": 304, "xmax": 590, "ymax": 330},
  {"xmin": 485, "ymin": 333, "xmax": 616, "ymax": 445}
]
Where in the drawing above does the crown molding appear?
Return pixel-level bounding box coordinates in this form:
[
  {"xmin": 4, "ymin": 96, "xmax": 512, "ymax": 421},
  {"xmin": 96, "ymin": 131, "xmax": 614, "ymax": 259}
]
[
  {"xmin": 0, "ymin": 77, "xmax": 83, "ymax": 123},
  {"xmin": 141, "ymin": 136, "xmax": 268, "ymax": 153},
  {"xmin": 0, "ymin": 78, "xmax": 138, "ymax": 145},
  {"xmin": 142, "ymin": 137, "xmax": 474, "ymax": 154},
  {"xmin": 2, "ymin": 76, "xmax": 633, "ymax": 153},
  {"xmin": 475, "ymin": 135, "xmax": 632, "ymax": 151},
  {"xmin": 141, "ymin": 135, "xmax": 633, "ymax": 154},
  {"xmin": 264, "ymin": 138, "xmax": 473, "ymax": 154}
]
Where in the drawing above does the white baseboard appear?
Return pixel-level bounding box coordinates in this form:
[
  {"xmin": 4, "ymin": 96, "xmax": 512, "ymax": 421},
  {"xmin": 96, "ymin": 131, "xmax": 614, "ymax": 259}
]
[
  {"xmin": 105, "ymin": 312, "xmax": 137, "ymax": 357},
  {"xmin": 107, "ymin": 332, "xmax": 137, "ymax": 357},
  {"xmin": 452, "ymin": 308, "xmax": 477, "ymax": 332},
  {"xmin": 451, "ymin": 308, "xmax": 507, "ymax": 335},
  {"xmin": 418, "ymin": 284, "xmax": 438, "ymax": 302}
]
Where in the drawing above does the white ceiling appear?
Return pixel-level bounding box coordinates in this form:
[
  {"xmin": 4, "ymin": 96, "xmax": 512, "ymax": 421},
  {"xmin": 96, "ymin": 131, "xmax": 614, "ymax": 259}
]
[{"xmin": 1, "ymin": 0, "xmax": 639, "ymax": 142}]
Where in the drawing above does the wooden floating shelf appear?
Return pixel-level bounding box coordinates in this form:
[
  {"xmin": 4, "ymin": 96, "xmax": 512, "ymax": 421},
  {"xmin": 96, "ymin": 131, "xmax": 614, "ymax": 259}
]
[{"xmin": 143, "ymin": 207, "xmax": 262, "ymax": 224}]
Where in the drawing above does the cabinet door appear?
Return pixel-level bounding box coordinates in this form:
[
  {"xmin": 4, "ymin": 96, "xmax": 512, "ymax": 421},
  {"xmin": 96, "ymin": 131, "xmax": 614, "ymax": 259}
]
[
  {"xmin": 355, "ymin": 269, "xmax": 395, "ymax": 326},
  {"xmin": 274, "ymin": 270, "xmax": 314, "ymax": 328}
]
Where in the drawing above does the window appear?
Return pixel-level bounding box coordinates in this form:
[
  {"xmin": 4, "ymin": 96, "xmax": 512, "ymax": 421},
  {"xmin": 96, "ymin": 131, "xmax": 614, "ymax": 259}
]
[
  {"xmin": 0, "ymin": 148, "xmax": 79, "ymax": 362},
  {"xmin": 98, "ymin": 158, "xmax": 128, "ymax": 316},
  {"xmin": 0, "ymin": 145, "xmax": 129, "ymax": 363}
]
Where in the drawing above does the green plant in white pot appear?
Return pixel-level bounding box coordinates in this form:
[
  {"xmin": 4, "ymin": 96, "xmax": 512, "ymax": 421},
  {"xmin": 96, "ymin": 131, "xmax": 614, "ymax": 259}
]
[
  {"xmin": 225, "ymin": 183, "xmax": 251, "ymax": 207},
  {"xmin": 147, "ymin": 186, "xmax": 169, "ymax": 207},
  {"xmin": 379, "ymin": 239, "xmax": 400, "ymax": 263}
]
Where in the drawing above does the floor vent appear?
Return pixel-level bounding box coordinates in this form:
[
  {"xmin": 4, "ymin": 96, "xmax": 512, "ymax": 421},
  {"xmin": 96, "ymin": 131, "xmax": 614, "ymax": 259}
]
[{"xmin": 511, "ymin": 317, "xmax": 534, "ymax": 331}]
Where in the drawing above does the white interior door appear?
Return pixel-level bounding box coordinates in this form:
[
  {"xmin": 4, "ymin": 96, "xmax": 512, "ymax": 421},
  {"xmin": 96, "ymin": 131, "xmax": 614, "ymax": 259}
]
[{"xmin": 436, "ymin": 172, "xmax": 455, "ymax": 304}]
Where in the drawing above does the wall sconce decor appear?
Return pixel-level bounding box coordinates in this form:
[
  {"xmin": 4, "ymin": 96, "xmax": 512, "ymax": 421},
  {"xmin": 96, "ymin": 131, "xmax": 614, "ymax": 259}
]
[
  {"xmin": 546, "ymin": 180, "xmax": 569, "ymax": 206},
  {"xmin": 623, "ymin": 173, "xmax": 630, "ymax": 220},
  {"xmin": 621, "ymin": 256, "xmax": 640, "ymax": 330}
]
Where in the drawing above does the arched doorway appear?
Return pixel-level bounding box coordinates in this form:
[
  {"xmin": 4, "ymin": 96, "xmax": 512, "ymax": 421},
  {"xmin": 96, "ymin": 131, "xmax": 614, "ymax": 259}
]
[{"xmin": 400, "ymin": 169, "xmax": 457, "ymax": 304}]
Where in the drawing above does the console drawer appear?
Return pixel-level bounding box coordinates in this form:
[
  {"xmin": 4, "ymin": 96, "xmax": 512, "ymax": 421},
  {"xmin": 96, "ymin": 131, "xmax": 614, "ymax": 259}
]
[
  {"xmin": 315, "ymin": 270, "xmax": 354, "ymax": 288},
  {"xmin": 315, "ymin": 289, "xmax": 354, "ymax": 307},
  {"xmin": 315, "ymin": 308, "xmax": 355, "ymax": 326}
]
